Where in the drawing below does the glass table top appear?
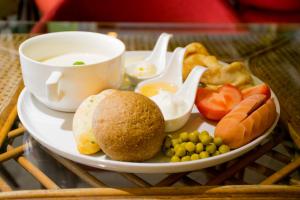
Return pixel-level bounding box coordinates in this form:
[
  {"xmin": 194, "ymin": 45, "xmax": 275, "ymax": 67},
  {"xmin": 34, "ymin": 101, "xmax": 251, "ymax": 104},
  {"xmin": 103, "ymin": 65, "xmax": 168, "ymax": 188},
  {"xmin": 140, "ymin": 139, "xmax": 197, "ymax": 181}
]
[{"xmin": 0, "ymin": 21, "xmax": 299, "ymax": 190}]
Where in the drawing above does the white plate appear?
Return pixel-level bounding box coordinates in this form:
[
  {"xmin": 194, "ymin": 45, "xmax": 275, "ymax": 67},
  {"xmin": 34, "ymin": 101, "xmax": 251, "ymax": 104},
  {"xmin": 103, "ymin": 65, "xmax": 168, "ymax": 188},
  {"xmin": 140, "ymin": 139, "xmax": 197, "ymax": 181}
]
[{"xmin": 17, "ymin": 51, "xmax": 280, "ymax": 173}]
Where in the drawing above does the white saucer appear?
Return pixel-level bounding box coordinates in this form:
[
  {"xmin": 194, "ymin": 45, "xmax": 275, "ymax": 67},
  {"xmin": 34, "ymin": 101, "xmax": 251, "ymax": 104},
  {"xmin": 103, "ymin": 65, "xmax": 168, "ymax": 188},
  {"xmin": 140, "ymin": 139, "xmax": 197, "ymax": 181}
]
[{"xmin": 17, "ymin": 51, "xmax": 280, "ymax": 173}]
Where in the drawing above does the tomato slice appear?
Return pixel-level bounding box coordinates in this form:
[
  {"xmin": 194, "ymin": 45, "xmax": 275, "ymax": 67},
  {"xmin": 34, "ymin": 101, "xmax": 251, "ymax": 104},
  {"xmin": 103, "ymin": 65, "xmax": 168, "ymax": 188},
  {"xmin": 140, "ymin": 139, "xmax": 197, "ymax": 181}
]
[
  {"xmin": 219, "ymin": 84, "xmax": 243, "ymax": 109},
  {"xmin": 242, "ymin": 84, "xmax": 271, "ymax": 99},
  {"xmin": 195, "ymin": 85, "xmax": 242, "ymax": 121}
]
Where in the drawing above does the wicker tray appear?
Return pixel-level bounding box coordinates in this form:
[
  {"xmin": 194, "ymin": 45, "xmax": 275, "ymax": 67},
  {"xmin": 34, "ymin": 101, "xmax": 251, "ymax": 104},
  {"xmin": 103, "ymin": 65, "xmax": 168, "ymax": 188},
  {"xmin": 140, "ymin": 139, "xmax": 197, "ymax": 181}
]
[{"xmin": 0, "ymin": 32, "xmax": 299, "ymax": 199}]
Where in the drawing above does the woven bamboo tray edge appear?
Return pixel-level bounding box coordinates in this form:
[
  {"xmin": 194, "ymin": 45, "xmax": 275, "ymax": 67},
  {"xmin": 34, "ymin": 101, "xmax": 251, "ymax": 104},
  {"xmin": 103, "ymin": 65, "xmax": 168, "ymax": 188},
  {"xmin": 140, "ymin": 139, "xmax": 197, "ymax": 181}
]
[
  {"xmin": 0, "ymin": 185, "xmax": 299, "ymax": 199},
  {"xmin": 0, "ymin": 82, "xmax": 24, "ymax": 147}
]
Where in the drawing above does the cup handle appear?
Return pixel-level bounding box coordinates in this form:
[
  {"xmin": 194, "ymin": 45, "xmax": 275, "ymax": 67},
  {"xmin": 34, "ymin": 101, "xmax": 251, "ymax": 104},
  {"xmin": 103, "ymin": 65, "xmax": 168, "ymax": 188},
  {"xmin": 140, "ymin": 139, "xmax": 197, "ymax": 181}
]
[{"xmin": 46, "ymin": 71, "xmax": 63, "ymax": 102}]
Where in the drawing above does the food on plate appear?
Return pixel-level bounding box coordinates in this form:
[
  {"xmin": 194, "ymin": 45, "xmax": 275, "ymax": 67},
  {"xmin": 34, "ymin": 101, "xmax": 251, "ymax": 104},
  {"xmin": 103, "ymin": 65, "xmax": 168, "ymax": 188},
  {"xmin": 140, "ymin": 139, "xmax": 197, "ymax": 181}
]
[
  {"xmin": 70, "ymin": 42, "xmax": 276, "ymax": 167},
  {"xmin": 139, "ymin": 82, "xmax": 178, "ymax": 97},
  {"xmin": 150, "ymin": 91, "xmax": 188, "ymax": 121},
  {"xmin": 215, "ymin": 94, "xmax": 277, "ymax": 149},
  {"xmin": 195, "ymin": 84, "xmax": 242, "ymax": 121},
  {"xmin": 183, "ymin": 42, "xmax": 253, "ymax": 89},
  {"xmin": 218, "ymin": 144, "xmax": 230, "ymax": 154},
  {"xmin": 125, "ymin": 33, "xmax": 172, "ymax": 81},
  {"xmin": 201, "ymin": 61, "xmax": 253, "ymax": 90},
  {"xmin": 125, "ymin": 61, "xmax": 157, "ymax": 78},
  {"xmin": 242, "ymin": 83, "xmax": 271, "ymax": 99},
  {"xmin": 183, "ymin": 43, "xmax": 209, "ymax": 80},
  {"xmin": 184, "ymin": 42, "xmax": 209, "ymax": 58},
  {"xmin": 73, "ymin": 61, "xmax": 85, "ymax": 65},
  {"xmin": 139, "ymin": 82, "xmax": 187, "ymax": 120},
  {"xmin": 138, "ymin": 65, "xmax": 206, "ymax": 132},
  {"xmin": 92, "ymin": 91, "xmax": 165, "ymax": 162},
  {"xmin": 41, "ymin": 52, "xmax": 108, "ymax": 66},
  {"xmin": 72, "ymin": 89, "xmax": 116, "ymax": 154},
  {"xmin": 163, "ymin": 130, "xmax": 230, "ymax": 162}
]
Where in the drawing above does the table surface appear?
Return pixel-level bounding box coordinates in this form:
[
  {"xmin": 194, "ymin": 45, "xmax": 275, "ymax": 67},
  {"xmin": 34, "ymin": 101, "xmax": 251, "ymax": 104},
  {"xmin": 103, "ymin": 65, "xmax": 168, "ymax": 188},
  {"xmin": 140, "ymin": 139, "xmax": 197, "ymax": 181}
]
[{"xmin": 0, "ymin": 21, "xmax": 299, "ymax": 197}]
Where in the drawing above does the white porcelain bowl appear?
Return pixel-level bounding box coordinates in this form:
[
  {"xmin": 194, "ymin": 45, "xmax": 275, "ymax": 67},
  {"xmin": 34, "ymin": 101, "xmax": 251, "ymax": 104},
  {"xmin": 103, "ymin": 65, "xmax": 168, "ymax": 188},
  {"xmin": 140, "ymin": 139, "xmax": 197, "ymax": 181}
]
[{"xmin": 19, "ymin": 31, "xmax": 125, "ymax": 112}]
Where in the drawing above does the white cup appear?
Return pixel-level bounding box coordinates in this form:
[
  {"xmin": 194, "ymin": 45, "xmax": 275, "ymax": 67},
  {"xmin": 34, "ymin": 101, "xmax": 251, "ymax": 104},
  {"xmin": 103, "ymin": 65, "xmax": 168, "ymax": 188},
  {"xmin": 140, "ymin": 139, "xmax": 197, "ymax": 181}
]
[{"xmin": 19, "ymin": 31, "xmax": 125, "ymax": 112}]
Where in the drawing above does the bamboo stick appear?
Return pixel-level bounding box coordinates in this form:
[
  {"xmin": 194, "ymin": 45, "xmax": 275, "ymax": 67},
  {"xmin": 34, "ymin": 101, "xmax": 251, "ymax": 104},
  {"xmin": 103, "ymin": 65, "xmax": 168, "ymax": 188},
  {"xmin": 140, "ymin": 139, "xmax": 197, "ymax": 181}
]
[
  {"xmin": 0, "ymin": 185, "xmax": 300, "ymax": 199},
  {"xmin": 204, "ymin": 168, "xmax": 247, "ymax": 185},
  {"xmin": 7, "ymin": 145, "xmax": 59, "ymax": 189},
  {"xmin": 0, "ymin": 176, "xmax": 12, "ymax": 192},
  {"xmin": 45, "ymin": 149, "xmax": 106, "ymax": 187},
  {"xmin": 205, "ymin": 167, "xmax": 220, "ymax": 177},
  {"xmin": 180, "ymin": 176, "xmax": 200, "ymax": 186},
  {"xmin": 206, "ymin": 130, "xmax": 285, "ymax": 185},
  {"xmin": 282, "ymin": 141, "xmax": 296, "ymax": 157},
  {"xmin": 247, "ymin": 162, "xmax": 276, "ymax": 177},
  {"xmin": 0, "ymin": 106, "xmax": 17, "ymax": 148},
  {"xmin": 119, "ymin": 173, "xmax": 151, "ymax": 187},
  {"xmin": 0, "ymin": 144, "xmax": 26, "ymax": 163},
  {"xmin": 155, "ymin": 172, "xmax": 189, "ymax": 187},
  {"xmin": 260, "ymin": 156, "xmax": 300, "ymax": 185},
  {"xmin": 266, "ymin": 150, "xmax": 291, "ymax": 164},
  {"xmin": 7, "ymin": 127, "xmax": 26, "ymax": 139},
  {"xmin": 15, "ymin": 157, "xmax": 59, "ymax": 189},
  {"xmin": 290, "ymin": 178, "xmax": 300, "ymax": 185},
  {"xmin": 288, "ymin": 122, "xmax": 300, "ymax": 149},
  {"xmin": 224, "ymin": 178, "xmax": 246, "ymax": 185}
]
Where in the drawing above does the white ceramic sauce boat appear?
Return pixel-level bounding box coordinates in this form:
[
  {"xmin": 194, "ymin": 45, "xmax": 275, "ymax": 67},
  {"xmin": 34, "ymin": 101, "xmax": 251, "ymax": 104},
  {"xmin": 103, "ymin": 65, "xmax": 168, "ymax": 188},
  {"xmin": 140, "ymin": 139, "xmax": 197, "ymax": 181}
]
[
  {"xmin": 165, "ymin": 66, "xmax": 207, "ymax": 132},
  {"xmin": 126, "ymin": 33, "xmax": 172, "ymax": 84},
  {"xmin": 135, "ymin": 47, "xmax": 185, "ymax": 92},
  {"xmin": 135, "ymin": 47, "xmax": 207, "ymax": 132}
]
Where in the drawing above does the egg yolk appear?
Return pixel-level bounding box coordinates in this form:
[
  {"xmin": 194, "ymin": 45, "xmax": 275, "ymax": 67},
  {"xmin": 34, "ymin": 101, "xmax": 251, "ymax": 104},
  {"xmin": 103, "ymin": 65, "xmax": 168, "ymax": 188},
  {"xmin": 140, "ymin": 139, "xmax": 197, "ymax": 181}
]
[
  {"xmin": 76, "ymin": 130, "xmax": 100, "ymax": 155},
  {"xmin": 139, "ymin": 82, "xmax": 178, "ymax": 97}
]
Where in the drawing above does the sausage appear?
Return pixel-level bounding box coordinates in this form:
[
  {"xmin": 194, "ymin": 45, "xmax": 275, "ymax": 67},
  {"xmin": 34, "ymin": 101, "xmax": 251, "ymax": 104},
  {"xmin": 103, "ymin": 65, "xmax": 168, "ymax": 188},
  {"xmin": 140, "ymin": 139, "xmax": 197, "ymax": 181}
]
[{"xmin": 215, "ymin": 94, "xmax": 277, "ymax": 148}]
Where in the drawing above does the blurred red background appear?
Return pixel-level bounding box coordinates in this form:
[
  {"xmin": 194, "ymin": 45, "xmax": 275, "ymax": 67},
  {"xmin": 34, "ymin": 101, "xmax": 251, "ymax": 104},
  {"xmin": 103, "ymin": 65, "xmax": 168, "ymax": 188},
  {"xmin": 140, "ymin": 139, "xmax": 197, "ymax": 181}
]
[{"xmin": 34, "ymin": 0, "xmax": 300, "ymax": 23}]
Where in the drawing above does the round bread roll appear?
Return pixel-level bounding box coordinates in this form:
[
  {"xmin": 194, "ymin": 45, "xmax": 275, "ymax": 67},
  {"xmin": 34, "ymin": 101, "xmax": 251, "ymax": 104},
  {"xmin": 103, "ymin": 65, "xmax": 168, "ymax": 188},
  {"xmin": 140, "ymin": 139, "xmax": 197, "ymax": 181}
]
[
  {"xmin": 92, "ymin": 91, "xmax": 165, "ymax": 162},
  {"xmin": 73, "ymin": 89, "xmax": 116, "ymax": 154}
]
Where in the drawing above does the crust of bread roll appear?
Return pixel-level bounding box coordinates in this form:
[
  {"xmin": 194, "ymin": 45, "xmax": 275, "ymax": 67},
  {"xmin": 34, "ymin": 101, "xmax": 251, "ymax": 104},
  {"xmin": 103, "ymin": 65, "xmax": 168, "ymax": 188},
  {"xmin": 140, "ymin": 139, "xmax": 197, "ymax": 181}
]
[{"xmin": 92, "ymin": 91, "xmax": 165, "ymax": 162}]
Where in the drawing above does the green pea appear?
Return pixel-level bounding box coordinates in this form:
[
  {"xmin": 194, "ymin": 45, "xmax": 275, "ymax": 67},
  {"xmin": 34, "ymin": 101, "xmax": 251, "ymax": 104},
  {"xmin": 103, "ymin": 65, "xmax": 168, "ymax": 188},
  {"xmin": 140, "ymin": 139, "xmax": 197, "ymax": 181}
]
[
  {"xmin": 175, "ymin": 146, "xmax": 186, "ymax": 157},
  {"xmin": 165, "ymin": 148, "xmax": 174, "ymax": 157},
  {"xmin": 199, "ymin": 151, "xmax": 209, "ymax": 159},
  {"xmin": 199, "ymin": 134, "xmax": 212, "ymax": 145},
  {"xmin": 185, "ymin": 142, "xmax": 195, "ymax": 153},
  {"xmin": 174, "ymin": 144, "xmax": 180, "ymax": 151},
  {"xmin": 180, "ymin": 142, "xmax": 187, "ymax": 148},
  {"xmin": 212, "ymin": 151, "xmax": 220, "ymax": 156},
  {"xmin": 219, "ymin": 144, "xmax": 230, "ymax": 154},
  {"xmin": 206, "ymin": 143, "xmax": 217, "ymax": 154},
  {"xmin": 189, "ymin": 131, "xmax": 199, "ymax": 143},
  {"xmin": 195, "ymin": 143, "xmax": 204, "ymax": 153},
  {"xmin": 200, "ymin": 130, "xmax": 209, "ymax": 136},
  {"xmin": 213, "ymin": 137, "xmax": 223, "ymax": 146},
  {"xmin": 191, "ymin": 154, "xmax": 199, "ymax": 160},
  {"xmin": 164, "ymin": 136, "xmax": 172, "ymax": 148},
  {"xmin": 170, "ymin": 156, "xmax": 181, "ymax": 162},
  {"xmin": 171, "ymin": 138, "xmax": 181, "ymax": 147},
  {"xmin": 73, "ymin": 61, "xmax": 85, "ymax": 65},
  {"xmin": 181, "ymin": 156, "xmax": 191, "ymax": 162},
  {"xmin": 179, "ymin": 132, "xmax": 189, "ymax": 142}
]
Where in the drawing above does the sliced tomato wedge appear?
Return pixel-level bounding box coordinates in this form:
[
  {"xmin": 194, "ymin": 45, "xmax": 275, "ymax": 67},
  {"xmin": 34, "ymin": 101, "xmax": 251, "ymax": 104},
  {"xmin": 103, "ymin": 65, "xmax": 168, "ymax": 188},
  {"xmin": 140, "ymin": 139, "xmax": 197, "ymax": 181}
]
[
  {"xmin": 195, "ymin": 84, "xmax": 242, "ymax": 121},
  {"xmin": 242, "ymin": 83, "xmax": 271, "ymax": 99}
]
